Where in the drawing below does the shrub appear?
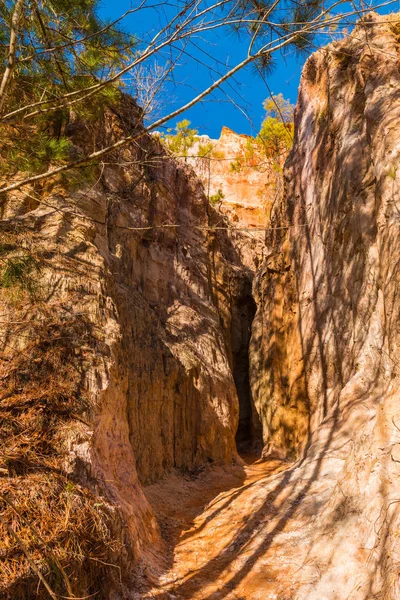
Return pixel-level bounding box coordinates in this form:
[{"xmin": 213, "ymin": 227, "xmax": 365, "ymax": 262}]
[
  {"xmin": 198, "ymin": 141, "xmax": 214, "ymax": 157},
  {"xmin": 162, "ymin": 119, "xmax": 198, "ymax": 157},
  {"xmin": 209, "ymin": 188, "xmax": 225, "ymax": 205},
  {"xmin": 211, "ymin": 149, "xmax": 225, "ymax": 160},
  {"xmin": 257, "ymin": 116, "xmax": 293, "ymax": 157},
  {"xmin": 257, "ymin": 94, "xmax": 294, "ymax": 159},
  {"xmin": 230, "ymin": 157, "xmax": 243, "ymax": 172}
]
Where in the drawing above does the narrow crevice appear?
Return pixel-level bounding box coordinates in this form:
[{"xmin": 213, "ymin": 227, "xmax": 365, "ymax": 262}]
[{"xmin": 231, "ymin": 280, "xmax": 262, "ymax": 456}]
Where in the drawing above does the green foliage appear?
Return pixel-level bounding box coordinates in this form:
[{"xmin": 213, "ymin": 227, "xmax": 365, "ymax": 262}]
[
  {"xmin": 226, "ymin": 98, "xmax": 293, "ymax": 175},
  {"xmin": 0, "ymin": 0, "xmax": 134, "ymax": 103},
  {"xmin": 0, "ymin": 254, "xmax": 40, "ymax": 295},
  {"xmin": 230, "ymin": 157, "xmax": 243, "ymax": 172},
  {"xmin": 257, "ymin": 94, "xmax": 294, "ymax": 160},
  {"xmin": 163, "ymin": 120, "xmax": 198, "ymax": 157},
  {"xmin": 257, "ymin": 117, "xmax": 293, "ymax": 157},
  {"xmin": 263, "ymin": 94, "xmax": 294, "ymax": 123},
  {"xmin": 227, "ymin": 95, "xmax": 294, "ymax": 173},
  {"xmin": 244, "ymin": 138, "xmax": 261, "ymax": 167},
  {"xmin": 162, "ymin": 123, "xmax": 224, "ymax": 162},
  {"xmin": 0, "ymin": 0, "xmax": 135, "ymax": 179},
  {"xmin": 244, "ymin": 138, "xmax": 256, "ymax": 160},
  {"xmin": 253, "ymin": 52, "xmax": 276, "ymax": 77},
  {"xmin": 198, "ymin": 141, "xmax": 214, "ymax": 158},
  {"xmin": 211, "ymin": 149, "xmax": 225, "ymax": 160},
  {"xmin": 3, "ymin": 132, "xmax": 72, "ymax": 176},
  {"xmin": 209, "ymin": 189, "xmax": 225, "ymax": 206},
  {"xmin": 280, "ymin": 2, "xmax": 324, "ymax": 55}
]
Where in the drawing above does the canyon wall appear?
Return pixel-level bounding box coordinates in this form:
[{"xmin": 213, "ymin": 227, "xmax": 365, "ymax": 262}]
[
  {"xmin": 189, "ymin": 126, "xmax": 280, "ymax": 228},
  {"xmin": 0, "ymin": 99, "xmax": 262, "ymax": 597},
  {"xmin": 251, "ymin": 9, "xmax": 400, "ymax": 458},
  {"xmin": 4, "ymin": 11, "xmax": 400, "ymax": 598},
  {"xmin": 249, "ymin": 12, "xmax": 400, "ymax": 596}
]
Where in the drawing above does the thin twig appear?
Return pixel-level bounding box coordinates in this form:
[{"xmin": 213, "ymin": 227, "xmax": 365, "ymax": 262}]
[{"xmin": 1, "ymin": 493, "xmax": 75, "ymax": 597}]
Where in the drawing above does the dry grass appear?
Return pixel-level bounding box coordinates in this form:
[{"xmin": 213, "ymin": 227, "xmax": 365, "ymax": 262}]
[
  {"xmin": 0, "ymin": 227, "xmax": 123, "ymax": 599},
  {"xmin": 0, "ymin": 476, "xmax": 118, "ymax": 599}
]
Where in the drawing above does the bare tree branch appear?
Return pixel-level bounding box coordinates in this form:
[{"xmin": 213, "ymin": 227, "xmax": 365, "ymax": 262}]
[
  {"xmin": 0, "ymin": 4, "xmax": 370, "ymax": 195},
  {"xmin": 0, "ymin": 0, "xmax": 25, "ymax": 113}
]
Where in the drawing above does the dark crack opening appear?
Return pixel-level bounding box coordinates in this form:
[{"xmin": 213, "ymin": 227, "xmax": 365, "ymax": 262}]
[{"xmin": 231, "ymin": 287, "xmax": 262, "ymax": 455}]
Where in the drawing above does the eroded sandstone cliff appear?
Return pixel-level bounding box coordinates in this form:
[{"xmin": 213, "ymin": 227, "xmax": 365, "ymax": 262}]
[
  {"xmin": 248, "ymin": 11, "xmax": 400, "ymax": 597},
  {"xmin": 3, "ymin": 11, "xmax": 400, "ymax": 600},
  {"xmin": 135, "ymin": 14, "xmax": 400, "ymax": 600},
  {"xmin": 0, "ymin": 98, "xmax": 262, "ymax": 597},
  {"xmin": 189, "ymin": 126, "xmax": 281, "ymax": 229}
]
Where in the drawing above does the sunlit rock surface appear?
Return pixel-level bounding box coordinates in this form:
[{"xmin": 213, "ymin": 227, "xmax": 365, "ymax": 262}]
[
  {"xmin": 3, "ymin": 11, "xmax": 400, "ymax": 599},
  {"xmin": 189, "ymin": 126, "xmax": 280, "ymax": 229},
  {"xmin": 248, "ymin": 11, "xmax": 400, "ymax": 597}
]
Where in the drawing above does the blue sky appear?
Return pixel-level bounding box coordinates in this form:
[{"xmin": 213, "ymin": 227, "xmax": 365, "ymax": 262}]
[{"xmin": 99, "ymin": 0, "xmax": 396, "ymax": 138}]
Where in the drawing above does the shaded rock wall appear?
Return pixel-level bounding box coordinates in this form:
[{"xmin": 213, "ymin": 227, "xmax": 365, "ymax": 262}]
[{"xmin": 0, "ymin": 97, "xmax": 264, "ymax": 595}]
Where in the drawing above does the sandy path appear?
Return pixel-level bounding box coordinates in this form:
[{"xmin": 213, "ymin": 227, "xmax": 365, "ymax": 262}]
[
  {"xmin": 142, "ymin": 406, "xmax": 357, "ymax": 600},
  {"xmin": 143, "ymin": 457, "xmax": 303, "ymax": 600}
]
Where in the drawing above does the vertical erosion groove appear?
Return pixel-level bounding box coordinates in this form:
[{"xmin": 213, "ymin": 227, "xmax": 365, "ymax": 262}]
[{"xmin": 230, "ymin": 275, "xmax": 262, "ymax": 455}]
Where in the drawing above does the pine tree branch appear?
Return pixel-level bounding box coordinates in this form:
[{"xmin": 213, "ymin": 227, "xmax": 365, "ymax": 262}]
[
  {"xmin": 0, "ymin": 0, "xmax": 228, "ymax": 124},
  {"xmin": 33, "ymin": 2, "xmax": 69, "ymax": 91},
  {"xmin": 0, "ymin": 4, "xmax": 355, "ymax": 196},
  {"xmin": 0, "ymin": 49, "xmax": 259, "ymax": 195},
  {"xmin": 17, "ymin": 6, "xmax": 142, "ymax": 65}
]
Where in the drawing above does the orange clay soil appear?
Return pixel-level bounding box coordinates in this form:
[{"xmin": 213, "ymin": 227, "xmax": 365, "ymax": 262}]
[{"xmin": 143, "ymin": 456, "xmax": 301, "ymax": 600}]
